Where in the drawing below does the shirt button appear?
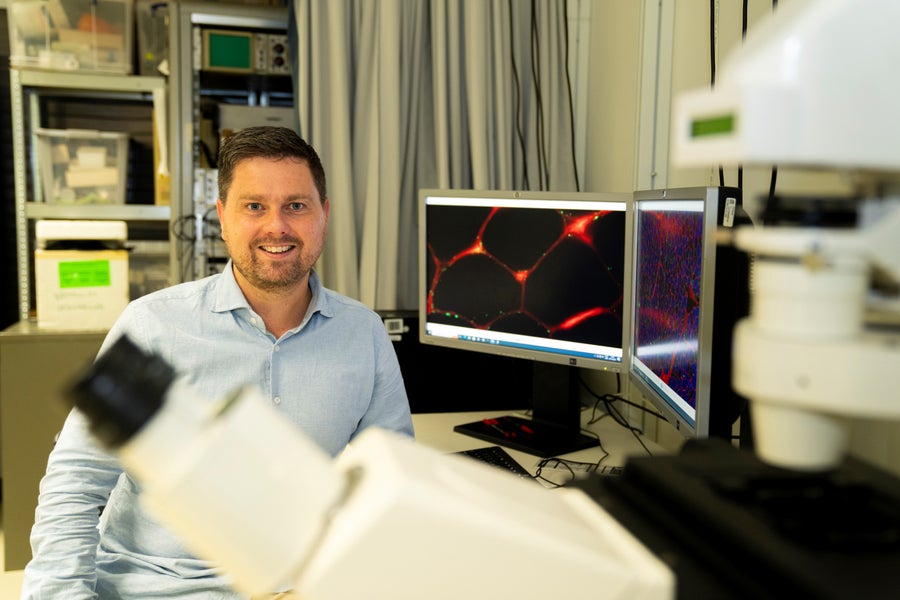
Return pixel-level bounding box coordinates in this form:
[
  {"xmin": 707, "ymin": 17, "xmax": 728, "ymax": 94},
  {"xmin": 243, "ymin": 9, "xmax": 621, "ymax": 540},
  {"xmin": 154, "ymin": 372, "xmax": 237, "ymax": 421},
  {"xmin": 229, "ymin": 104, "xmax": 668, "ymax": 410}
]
[
  {"xmin": 273, "ymin": 396, "xmax": 281, "ymax": 405},
  {"xmin": 274, "ymin": 345, "xmax": 280, "ymax": 352},
  {"xmin": 251, "ymin": 317, "xmax": 258, "ymax": 325}
]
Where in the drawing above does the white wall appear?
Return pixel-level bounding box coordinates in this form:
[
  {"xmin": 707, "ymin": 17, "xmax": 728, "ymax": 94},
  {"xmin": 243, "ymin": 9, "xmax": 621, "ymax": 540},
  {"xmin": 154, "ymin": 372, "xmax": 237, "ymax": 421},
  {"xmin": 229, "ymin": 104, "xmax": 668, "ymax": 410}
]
[
  {"xmin": 583, "ymin": 0, "xmax": 900, "ymax": 475},
  {"xmin": 583, "ymin": 1, "xmax": 641, "ymax": 194}
]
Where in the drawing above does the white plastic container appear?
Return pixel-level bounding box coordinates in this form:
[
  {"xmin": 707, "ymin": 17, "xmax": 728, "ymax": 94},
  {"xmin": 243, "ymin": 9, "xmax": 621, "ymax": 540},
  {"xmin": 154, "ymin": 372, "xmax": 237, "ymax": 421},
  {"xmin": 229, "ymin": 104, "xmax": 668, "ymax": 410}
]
[
  {"xmin": 7, "ymin": 0, "xmax": 134, "ymax": 73},
  {"xmin": 35, "ymin": 128, "xmax": 129, "ymax": 204}
]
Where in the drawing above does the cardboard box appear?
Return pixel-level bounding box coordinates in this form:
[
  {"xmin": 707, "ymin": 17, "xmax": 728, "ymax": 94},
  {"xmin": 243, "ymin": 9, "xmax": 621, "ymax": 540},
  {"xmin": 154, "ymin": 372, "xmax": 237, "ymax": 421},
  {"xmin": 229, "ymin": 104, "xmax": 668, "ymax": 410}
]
[
  {"xmin": 35, "ymin": 248, "xmax": 129, "ymax": 331},
  {"xmin": 7, "ymin": 0, "xmax": 133, "ymax": 73},
  {"xmin": 36, "ymin": 128, "xmax": 128, "ymax": 205}
]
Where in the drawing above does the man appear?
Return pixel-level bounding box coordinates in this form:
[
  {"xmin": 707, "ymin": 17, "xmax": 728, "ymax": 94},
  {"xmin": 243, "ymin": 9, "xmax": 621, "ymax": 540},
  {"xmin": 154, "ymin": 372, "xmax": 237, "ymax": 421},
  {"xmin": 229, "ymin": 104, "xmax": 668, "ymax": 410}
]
[{"xmin": 21, "ymin": 126, "xmax": 415, "ymax": 598}]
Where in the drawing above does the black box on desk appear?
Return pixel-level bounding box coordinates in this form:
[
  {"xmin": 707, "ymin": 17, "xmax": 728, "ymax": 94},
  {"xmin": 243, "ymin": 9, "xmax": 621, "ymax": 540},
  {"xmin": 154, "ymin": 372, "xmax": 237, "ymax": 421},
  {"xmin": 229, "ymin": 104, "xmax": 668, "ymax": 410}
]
[{"xmin": 379, "ymin": 311, "xmax": 532, "ymax": 414}]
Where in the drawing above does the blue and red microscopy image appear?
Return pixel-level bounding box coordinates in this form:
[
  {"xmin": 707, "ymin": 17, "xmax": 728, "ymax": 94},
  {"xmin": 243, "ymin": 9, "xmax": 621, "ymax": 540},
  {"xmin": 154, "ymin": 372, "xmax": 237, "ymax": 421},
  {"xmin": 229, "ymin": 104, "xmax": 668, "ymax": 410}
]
[{"xmin": 633, "ymin": 209, "xmax": 703, "ymax": 410}]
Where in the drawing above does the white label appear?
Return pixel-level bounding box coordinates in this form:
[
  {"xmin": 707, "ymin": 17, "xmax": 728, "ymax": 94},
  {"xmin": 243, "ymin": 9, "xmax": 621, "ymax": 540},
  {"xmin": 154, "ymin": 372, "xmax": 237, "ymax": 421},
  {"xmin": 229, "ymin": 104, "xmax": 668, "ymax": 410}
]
[{"xmin": 723, "ymin": 197, "xmax": 737, "ymax": 227}]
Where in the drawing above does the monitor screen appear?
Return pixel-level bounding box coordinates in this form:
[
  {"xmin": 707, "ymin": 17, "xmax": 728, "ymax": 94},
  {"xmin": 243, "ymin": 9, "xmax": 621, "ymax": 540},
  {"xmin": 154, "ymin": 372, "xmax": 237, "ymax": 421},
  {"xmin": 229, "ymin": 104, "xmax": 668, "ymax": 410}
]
[
  {"xmin": 419, "ymin": 189, "xmax": 632, "ymax": 457},
  {"xmin": 628, "ymin": 186, "xmax": 750, "ymax": 440}
]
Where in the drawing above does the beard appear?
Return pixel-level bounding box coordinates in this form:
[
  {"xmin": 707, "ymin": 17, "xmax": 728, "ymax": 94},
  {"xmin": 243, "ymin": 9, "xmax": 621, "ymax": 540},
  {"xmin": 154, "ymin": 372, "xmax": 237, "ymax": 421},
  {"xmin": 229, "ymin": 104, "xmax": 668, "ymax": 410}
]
[{"xmin": 230, "ymin": 238, "xmax": 315, "ymax": 292}]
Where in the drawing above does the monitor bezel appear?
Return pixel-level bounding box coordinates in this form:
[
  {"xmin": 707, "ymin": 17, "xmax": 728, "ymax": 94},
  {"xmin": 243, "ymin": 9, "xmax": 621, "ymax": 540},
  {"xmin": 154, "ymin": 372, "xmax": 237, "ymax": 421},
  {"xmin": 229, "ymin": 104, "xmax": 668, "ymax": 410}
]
[
  {"xmin": 628, "ymin": 186, "xmax": 726, "ymax": 439},
  {"xmin": 418, "ymin": 188, "xmax": 634, "ymax": 376}
]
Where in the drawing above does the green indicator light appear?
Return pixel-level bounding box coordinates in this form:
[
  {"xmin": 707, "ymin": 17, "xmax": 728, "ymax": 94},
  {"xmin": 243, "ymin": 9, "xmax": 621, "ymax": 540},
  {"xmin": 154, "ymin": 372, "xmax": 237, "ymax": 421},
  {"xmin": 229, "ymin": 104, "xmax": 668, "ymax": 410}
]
[
  {"xmin": 58, "ymin": 260, "xmax": 112, "ymax": 288},
  {"xmin": 691, "ymin": 114, "xmax": 735, "ymax": 138}
]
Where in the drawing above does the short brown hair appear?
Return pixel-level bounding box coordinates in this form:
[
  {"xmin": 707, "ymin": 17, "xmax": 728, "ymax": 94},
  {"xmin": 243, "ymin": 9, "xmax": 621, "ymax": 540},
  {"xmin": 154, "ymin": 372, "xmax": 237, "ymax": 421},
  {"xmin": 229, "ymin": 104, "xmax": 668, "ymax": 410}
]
[{"xmin": 217, "ymin": 126, "xmax": 327, "ymax": 203}]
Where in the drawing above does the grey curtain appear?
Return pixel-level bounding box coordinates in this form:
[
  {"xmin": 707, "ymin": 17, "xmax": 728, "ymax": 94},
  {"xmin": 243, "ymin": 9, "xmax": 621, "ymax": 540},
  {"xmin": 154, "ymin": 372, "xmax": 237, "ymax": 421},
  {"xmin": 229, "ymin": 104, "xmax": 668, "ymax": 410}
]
[{"xmin": 290, "ymin": 0, "xmax": 582, "ymax": 310}]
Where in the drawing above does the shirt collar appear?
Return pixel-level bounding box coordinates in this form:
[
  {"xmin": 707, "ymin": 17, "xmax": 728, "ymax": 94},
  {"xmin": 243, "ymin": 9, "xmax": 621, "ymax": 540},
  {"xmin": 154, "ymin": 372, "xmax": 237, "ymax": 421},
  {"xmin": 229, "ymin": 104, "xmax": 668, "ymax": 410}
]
[{"xmin": 212, "ymin": 261, "xmax": 333, "ymax": 322}]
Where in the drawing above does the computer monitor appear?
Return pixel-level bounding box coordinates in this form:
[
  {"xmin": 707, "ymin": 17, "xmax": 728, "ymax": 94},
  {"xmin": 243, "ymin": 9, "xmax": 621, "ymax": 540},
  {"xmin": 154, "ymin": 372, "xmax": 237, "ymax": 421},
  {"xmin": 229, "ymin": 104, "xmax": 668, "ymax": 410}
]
[
  {"xmin": 628, "ymin": 186, "xmax": 752, "ymax": 440},
  {"xmin": 418, "ymin": 189, "xmax": 632, "ymax": 457}
]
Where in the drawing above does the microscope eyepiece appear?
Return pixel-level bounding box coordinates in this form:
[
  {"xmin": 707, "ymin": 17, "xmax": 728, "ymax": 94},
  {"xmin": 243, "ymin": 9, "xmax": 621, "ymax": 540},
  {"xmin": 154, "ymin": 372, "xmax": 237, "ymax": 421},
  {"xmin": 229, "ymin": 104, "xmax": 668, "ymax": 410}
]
[{"xmin": 67, "ymin": 334, "xmax": 175, "ymax": 448}]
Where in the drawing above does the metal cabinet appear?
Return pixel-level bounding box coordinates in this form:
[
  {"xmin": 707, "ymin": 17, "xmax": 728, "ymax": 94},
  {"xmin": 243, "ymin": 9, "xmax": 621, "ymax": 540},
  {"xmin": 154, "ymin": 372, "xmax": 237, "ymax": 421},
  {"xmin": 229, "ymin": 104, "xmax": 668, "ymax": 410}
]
[{"xmin": 0, "ymin": 323, "xmax": 104, "ymax": 571}]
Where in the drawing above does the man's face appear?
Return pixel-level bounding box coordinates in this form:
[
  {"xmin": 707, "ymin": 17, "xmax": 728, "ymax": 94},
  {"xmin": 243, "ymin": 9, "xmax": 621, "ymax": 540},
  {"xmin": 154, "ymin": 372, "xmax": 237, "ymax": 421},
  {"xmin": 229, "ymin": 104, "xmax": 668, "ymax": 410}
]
[{"xmin": 217, "ymin": 156, "xmax": 329, "ymax": 293}]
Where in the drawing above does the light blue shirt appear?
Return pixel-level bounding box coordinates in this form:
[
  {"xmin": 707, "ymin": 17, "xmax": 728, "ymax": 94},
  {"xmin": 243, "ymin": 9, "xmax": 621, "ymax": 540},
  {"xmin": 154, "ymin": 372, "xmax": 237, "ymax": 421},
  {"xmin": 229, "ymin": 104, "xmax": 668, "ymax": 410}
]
[{"xmin": 22, "ymin": 265, "xmax": 415, "ymax": 599}]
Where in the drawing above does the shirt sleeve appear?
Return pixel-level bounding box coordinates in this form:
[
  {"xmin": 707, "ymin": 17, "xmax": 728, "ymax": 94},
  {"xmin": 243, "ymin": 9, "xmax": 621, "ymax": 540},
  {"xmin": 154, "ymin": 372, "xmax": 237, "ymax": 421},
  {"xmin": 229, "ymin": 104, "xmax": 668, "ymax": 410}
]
[
  {"xmin": 353, "ymin": 317, "xmax": 416, "ymax": 441},
  {"xmin": 20, "ymin": 309, "xmax": 140, "ymax": 599},
  {"xmin": 20, "ymin": 408, "xmax": 124, "ymax": 599}
]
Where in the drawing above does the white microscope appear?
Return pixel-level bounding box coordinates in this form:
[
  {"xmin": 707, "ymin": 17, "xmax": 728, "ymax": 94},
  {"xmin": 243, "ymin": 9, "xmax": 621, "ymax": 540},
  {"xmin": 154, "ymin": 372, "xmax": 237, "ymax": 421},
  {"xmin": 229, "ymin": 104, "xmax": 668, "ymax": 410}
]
[{"xmin": 672, "ymin": 0, "xmax": 900, "ymax": 471}]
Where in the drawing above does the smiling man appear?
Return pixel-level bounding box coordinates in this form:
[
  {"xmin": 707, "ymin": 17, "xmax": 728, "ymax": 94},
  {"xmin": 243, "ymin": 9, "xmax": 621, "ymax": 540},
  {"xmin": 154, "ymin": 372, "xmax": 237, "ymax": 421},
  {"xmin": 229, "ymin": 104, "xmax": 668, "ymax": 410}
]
[
  {"xmin": 22, "ymin": 127, "xmax": 415, "ymax": 599},
  {"xmin": 216, "ymin": 127, "xmax": 331, "ymax": 338}
]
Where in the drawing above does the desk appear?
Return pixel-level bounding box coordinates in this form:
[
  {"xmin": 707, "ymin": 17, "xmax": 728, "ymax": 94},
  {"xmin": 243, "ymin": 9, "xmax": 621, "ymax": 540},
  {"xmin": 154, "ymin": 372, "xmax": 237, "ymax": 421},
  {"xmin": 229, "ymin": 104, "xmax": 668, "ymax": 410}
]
[{"xmin": 412, "ymin": 408, "xmax": 665, "ymax": 480}]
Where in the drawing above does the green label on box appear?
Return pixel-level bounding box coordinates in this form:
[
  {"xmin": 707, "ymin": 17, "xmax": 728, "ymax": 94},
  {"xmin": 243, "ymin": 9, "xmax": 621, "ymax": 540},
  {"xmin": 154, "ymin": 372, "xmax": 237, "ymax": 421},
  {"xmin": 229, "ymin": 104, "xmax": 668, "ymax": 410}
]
[{"xmin": 58, "ymin": 260, "xmax": 112, "ymax": 288}]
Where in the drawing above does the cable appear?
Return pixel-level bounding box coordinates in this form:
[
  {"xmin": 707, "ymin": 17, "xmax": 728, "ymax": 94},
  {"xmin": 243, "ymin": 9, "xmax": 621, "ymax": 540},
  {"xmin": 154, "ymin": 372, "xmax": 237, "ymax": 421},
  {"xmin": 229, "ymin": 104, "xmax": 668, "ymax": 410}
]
[
  {"xmin": 529, "ymin": 0, "xmax": 550, "ymax": 190},
  {"xmin": 534, "ymin": 458, "xmax": 572, "ymax": 488},
  {"xmin": 737, "ymin": 0, "xmax": 748, "ymax": 190},
  {"xmin": 170, "ymin": 214, "xmax": 197, "ymax": 282},
  {"xmin": 768, "ymin": 166, "xmax": 778, "ymax": 205},
  {"xmin": 509, "ymin": 0, "xmax": 577, "ymax": 192},
  {"xmin": 768, "ymin": 0, "xmax": 779, "ymax": 198},
  {"xmin": 709, "ymin": 0, "xmax": 717, "ymax": 88},
  {"xmin": 710, "ymin": 0, "xmax": 726, "ymax": 187},
  {"xmin": 578, "ymin": 374, "xmax": 664, "ymax": 423},
  {"xmin": 578, "ymin": 376, "xmax": 661, "ymax": 456},
  {"xmin": 561, "ymin": 0, "xmax": 580, "ymax": 192},
  {"xmin": 742, "ymin": 0, "xmax": 748, "ymax": 40},
  {"xmin": 534, "ymin": 452, "xmax": 611, "ymax": 488},
  {"xmin": 198, "ymin": 139, "xmax": 217, "ymax": 169},
  {"xmin": 604, "ymin": 397, "xmax": 656, "ymax": 456},
  {"xmin": 527, "ymin": 375, "xmax": 662, "ymax": 488},
  {"xmin": 508, "ymin": 0, "xmax": 530, "ymax": 189},
  {"xmin": 534, "ymin": 430, "xmax": 610, "ymax": 488},
  {"xmin": 202, "ymin": 206, "xmax": 221, "ymax": 241}
]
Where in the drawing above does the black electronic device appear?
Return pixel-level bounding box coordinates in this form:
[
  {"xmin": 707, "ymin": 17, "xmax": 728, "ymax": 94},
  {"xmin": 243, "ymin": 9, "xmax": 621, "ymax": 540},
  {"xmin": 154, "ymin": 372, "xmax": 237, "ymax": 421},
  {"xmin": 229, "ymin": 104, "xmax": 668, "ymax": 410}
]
[
  {"xmin": 576, "ymin": 438, "xmax": 900, "ymax": 599},
  {"xmin": 418, "ymin": 189, "xmax": 633, "ymax": 457},
  {"xmin": 380, "ymin": 311, "xmax": 532, "ymax": 414},
  {"xmin": 455, "ymin": 445, "xmax": 533, "ymax": 480},
  {"xmin": 628, "ymin": 186, "xmax": 752, "ymax": 442},
  {"xmin": 202, "ymin": 28, "xmax": 290, "ymax": 76}
]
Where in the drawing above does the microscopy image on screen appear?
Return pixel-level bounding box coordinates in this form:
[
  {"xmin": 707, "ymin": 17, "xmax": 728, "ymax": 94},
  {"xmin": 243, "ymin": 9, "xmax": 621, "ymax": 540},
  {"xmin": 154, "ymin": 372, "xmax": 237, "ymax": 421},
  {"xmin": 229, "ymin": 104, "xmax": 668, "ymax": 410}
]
[
  {"xmin": 425, "ymin": 204, "xmax": 626, "ymax": 349},
  {"xmin": 633, "ymin": 207, "xmax": 703, "ymax": 410}
]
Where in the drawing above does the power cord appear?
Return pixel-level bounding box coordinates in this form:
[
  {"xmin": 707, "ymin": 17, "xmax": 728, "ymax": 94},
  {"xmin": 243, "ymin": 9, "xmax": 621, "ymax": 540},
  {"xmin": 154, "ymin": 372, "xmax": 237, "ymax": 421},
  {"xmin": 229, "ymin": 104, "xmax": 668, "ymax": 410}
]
[{"xmin": 578, "ymin": 376, "xmax": 661, "ymax": 457}]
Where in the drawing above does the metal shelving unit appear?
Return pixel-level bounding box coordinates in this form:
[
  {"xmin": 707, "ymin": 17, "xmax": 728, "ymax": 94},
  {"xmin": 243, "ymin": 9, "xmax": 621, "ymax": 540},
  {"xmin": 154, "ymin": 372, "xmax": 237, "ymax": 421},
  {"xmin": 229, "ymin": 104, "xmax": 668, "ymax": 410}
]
[
  {"xmin": 10, "ymin": 2, "xmax": 295, "ymax": 322},
  {"xmin": 168, "ymin": 1, "xmax": 291, "ymax": 281},
  {"xmin": 9, "ymin": 68, "xmax": 172, "ymax": 322}
]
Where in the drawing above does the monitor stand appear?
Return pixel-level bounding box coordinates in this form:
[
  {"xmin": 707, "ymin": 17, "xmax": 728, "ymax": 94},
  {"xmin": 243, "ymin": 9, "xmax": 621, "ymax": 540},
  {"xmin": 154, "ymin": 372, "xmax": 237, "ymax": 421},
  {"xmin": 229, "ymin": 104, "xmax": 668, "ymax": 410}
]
[{"xmin": 453, "ymin": 362, "xmax": 600, "ymax": 458}]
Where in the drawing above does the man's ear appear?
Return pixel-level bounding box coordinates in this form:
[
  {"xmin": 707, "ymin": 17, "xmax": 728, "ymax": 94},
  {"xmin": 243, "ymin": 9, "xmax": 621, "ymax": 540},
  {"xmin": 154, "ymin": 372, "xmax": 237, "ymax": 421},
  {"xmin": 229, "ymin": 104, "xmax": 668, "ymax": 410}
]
[{"xmin": 216, "ymin": 198, "xmax": 226, "ymax": 240}]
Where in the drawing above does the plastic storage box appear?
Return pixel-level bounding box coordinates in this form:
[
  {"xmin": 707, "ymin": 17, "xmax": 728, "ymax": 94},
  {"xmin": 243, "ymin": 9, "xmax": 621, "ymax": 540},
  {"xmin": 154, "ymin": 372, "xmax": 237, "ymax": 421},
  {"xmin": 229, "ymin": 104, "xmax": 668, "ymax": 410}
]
[
  {"xmin": 35, "ymin": 128, "xmax": 129, "ymax": 204},
  {"xmin": 7, "ymin": 0, "xmax": 134, "ymax": 73}
]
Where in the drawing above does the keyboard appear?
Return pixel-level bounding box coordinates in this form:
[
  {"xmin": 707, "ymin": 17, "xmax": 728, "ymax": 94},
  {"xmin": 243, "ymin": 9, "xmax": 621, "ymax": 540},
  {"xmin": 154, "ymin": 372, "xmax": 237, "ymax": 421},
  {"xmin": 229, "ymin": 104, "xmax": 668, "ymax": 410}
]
[
  {"xmin": 455, "ymin": 445, "xmax": 533, "ymax": 479},
  {"xmin": 596, "ymin": 464, "xmax": 624, "ymax": 476}
]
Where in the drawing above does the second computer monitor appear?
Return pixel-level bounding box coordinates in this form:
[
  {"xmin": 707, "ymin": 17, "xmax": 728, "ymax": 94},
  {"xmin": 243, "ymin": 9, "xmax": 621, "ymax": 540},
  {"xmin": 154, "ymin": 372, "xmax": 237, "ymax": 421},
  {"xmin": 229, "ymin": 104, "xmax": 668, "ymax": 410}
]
[{"xmin": 629, "ymin": 186, "xmax": 751, "ymax": 440}]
